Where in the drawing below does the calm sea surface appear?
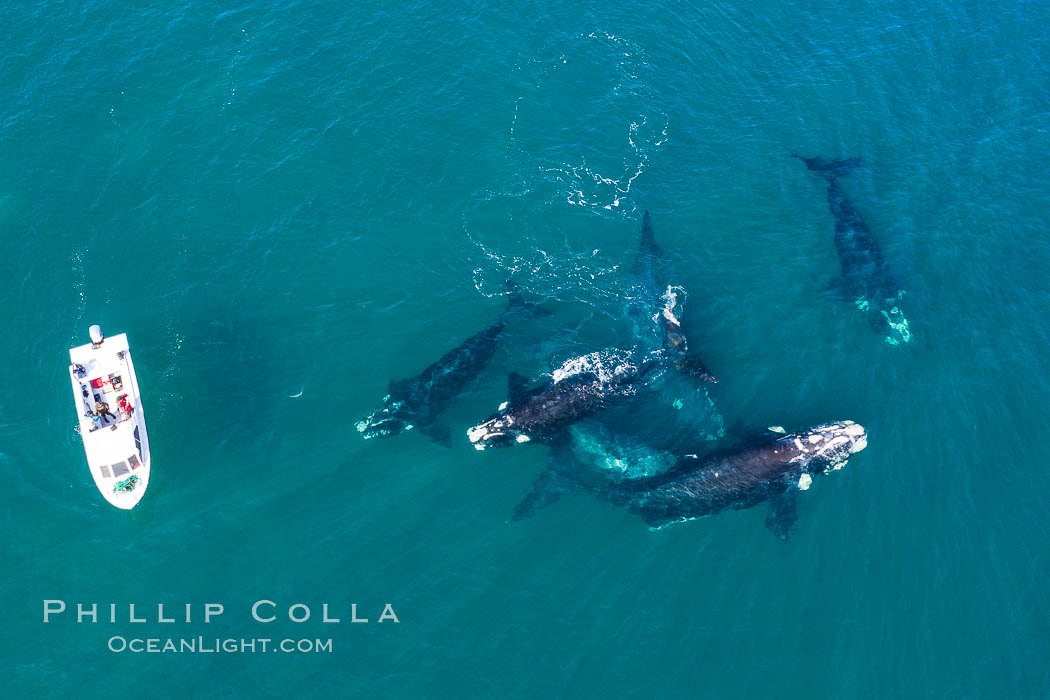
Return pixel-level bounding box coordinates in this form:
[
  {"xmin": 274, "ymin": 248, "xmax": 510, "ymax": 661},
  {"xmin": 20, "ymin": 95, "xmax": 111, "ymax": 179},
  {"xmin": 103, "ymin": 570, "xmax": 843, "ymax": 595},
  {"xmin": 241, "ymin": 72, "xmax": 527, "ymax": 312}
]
[{"xmin": 2, "ymin": 0, "xmax": 1049, "ymax": 697}]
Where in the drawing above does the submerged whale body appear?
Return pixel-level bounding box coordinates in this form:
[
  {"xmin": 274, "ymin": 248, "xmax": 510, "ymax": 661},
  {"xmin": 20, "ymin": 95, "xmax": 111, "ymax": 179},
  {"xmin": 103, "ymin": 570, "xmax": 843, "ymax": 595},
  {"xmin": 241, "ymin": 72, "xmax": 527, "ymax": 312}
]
[
  {"xmin": 514, "ymin": 421, "xmax": 868, "ymax": 538},
  {"xmin": 356, "ymin": 281, "xmax": 535, "ymax": 444},
  {"xmin": 795, "ymin": 153, "xmax": 912, "ymax": 345}
]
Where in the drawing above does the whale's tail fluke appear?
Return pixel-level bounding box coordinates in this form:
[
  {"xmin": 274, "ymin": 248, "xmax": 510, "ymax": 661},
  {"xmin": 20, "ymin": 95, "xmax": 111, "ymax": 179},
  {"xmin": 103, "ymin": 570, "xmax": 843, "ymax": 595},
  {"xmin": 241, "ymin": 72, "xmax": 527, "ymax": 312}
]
[
  {"xmin": 504, "ymin": 278, "xmax": 528, "ymax": 312},
  {"xmin": 503, "ymin": 277, "xmax": 552, "ymax": 317},
  {"xmin": 792, "ymin": 152, "xmax": 862, "ymax": 180},
  {"xmin": 639, "ymin": 209, "xmax": 663, "ymax": 258},
  {"xmin": 674, "ymin": 354, "xmax": 719, "ymax": 384}
]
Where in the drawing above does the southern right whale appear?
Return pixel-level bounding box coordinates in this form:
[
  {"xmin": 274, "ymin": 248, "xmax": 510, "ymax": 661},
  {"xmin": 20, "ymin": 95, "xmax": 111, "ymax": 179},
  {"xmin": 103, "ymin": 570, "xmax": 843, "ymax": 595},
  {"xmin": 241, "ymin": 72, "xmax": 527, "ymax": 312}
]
[
  {"xmin": 795, "ymin": 154, "xmax": 912, "ymax": 345},
  {"xmin": 633, "ymin": 211, "xmax": 717, "ymax": 381},
  {"xmin": 356, "ymin": 280, "xmax": 537, "ymax": 444},
  {"xmin": 513, "ymin": 420, "xmax": 868, "ymax": 538},
  {"xmin": 466, "ymin": 347, "xmax": 670, "ymax": 449}
]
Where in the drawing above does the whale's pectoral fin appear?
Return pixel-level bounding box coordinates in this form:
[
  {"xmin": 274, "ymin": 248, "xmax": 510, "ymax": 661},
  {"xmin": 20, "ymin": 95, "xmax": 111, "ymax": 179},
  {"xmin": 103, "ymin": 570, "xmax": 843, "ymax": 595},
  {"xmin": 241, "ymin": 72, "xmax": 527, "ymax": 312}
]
[
  {"xmin": 727, "ymin": 420, "xmax": 769, "ymax": 444},
  {"xmin": 510, "ymin": 444, "xmax": 582, "ymax": 521},
  {"xmin": 421, "ymin": 423, "xmax": 453, "ymax": 447},
  {"xmin": 765, "ymin": 490, "xmax": 799, "ymax": 541},
  {"xmin": 511, "ymin": 469, "xmax": 573, "ymax": 521},
  {"xmin": 507, "ymin": 372, "xmax": 531, "ymax": 404}
]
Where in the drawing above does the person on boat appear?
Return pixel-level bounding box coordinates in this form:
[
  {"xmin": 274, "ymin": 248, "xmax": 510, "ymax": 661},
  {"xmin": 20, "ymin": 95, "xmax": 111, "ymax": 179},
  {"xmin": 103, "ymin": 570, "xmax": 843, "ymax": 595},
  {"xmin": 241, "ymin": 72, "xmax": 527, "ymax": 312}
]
[
  {"xmin": 73, "ymin": 363, "xmax": 86, "ymax": 379},
  {"xmin": 95, "ymin": 400, "xmax": 117, "ymax": 423},
  {"xmin": 117, "ymin": 395, "xmax": 133, "ymax": 420}
]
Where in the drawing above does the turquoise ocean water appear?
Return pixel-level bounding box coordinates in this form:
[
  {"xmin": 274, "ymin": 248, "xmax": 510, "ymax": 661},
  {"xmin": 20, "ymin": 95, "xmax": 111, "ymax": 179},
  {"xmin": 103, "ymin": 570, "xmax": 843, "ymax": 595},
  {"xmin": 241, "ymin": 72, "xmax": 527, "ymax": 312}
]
[{"xmin": 3, "ymin": 1, "xmax": 1049, "ymax": 697}]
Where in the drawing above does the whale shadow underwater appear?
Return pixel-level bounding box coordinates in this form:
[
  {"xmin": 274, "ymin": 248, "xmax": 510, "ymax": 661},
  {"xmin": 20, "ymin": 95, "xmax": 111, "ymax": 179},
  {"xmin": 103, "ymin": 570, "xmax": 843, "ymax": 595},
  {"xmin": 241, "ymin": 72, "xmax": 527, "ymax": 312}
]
[{"xmin": 794, "ymin": 153, "xmax": 912, "ymax": 346}]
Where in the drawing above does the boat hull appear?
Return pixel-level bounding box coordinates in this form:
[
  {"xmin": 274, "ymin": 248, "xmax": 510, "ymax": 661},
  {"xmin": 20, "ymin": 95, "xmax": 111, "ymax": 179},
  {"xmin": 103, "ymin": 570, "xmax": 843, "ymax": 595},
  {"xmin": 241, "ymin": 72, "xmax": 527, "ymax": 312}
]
[{"xmin": 69, "ymin": 332, "xmax": 151, "ymax": 509}]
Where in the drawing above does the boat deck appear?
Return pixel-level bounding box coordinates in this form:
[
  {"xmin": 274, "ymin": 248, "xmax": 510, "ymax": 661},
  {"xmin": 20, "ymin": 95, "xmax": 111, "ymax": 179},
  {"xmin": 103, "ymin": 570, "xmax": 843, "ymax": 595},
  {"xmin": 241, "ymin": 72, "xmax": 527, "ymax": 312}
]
[{"xmin": 69, "ymin": 332, "xmax": 150, "ymax": 508}]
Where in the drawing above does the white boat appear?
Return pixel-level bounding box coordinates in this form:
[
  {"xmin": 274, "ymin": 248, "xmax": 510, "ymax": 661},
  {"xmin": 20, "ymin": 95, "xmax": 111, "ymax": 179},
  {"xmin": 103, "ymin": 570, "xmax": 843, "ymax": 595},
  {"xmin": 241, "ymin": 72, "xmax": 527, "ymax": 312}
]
[{"xmin": 68, "ymin": 325, "xmax": 151, "ymax": 509}]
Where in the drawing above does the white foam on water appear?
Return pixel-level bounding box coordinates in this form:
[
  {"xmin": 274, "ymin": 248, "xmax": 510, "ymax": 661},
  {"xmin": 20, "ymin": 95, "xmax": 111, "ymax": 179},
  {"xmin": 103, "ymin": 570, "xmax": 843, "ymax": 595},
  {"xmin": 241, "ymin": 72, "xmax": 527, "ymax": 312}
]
[
  {"xmin": 504, "ymin": 30, "xmax": 669, "ymax": 214},
  {"xmin": 467, "ymin": 230, "xmax": 624, "ymax": 309},
  {"xmin": 654, "ymin": 285, "xmax": 686, "ymax": 327},
  {"xmin": 551, "ymin": 348, "xmax": 637, "ymax": 384}
]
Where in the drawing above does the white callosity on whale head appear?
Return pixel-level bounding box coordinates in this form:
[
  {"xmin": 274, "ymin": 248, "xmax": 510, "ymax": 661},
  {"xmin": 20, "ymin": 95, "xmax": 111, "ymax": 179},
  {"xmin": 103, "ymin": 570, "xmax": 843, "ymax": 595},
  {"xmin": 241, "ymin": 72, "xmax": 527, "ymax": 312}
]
[
  {"xmin": 787, "ymin": 420, "xmax": 868, "ymax": 474},
  {"xmin": 814, "ymin": 420, "xmax": 867, "ymax": 472},
  {"xmin": 356, "ymin": 397, "xmax": 412, "ymax": 439},
  {"xmin": 842, "ymin": 420, "xmax": 868, "ymax": 452},
  {"xmin": 357, "ymin": 416, "xmax": 413, "ymax": 439},
  {"xmin": 467, "ymin": 424, "xmax": 491, "ymax": 446},
  {"xmin": 467, "ymin": 410, "xmax": 519, "ymax": 448}
]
